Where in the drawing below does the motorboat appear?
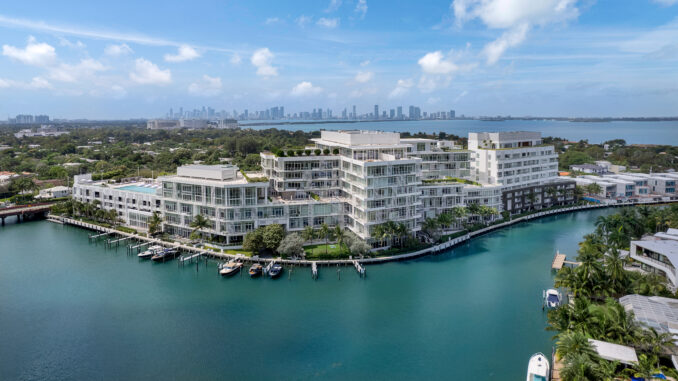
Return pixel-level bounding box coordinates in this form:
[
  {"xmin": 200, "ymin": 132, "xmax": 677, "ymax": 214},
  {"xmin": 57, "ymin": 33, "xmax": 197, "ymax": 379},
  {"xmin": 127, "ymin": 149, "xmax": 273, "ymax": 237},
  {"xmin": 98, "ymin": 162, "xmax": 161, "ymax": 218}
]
[
  {"xmin": 268, "ymin": 263, "xmax": 283, "ymax": 278},
  {"xmin": 526, "ymin": 352, "xmax": 550, "ymax": 381},
  {"xmin": 138, "ymin": 245, "xmax": 163, "ymax": 259},
  {"xmin": 248, "ymin": 263, "xmax": 263, "ymax": 277},
  {"xmin": 151, "ymin": 248, "xmax": 179, "ymax": 262},
  {"xmin": 543, "ymin": 289, "xmax": 561, "ymax": 308},
  {"xmin": 220, "ymin": 261, "xmax": 243, "ymax": 276}
]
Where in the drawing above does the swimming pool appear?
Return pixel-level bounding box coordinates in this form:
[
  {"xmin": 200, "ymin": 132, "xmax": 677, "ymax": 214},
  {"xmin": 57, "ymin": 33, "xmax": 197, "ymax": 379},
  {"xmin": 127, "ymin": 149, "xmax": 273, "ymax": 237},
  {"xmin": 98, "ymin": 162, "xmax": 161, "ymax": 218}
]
[{"xmin": 117, "ymin": 185, "xmax": 158, "ymax": 194}]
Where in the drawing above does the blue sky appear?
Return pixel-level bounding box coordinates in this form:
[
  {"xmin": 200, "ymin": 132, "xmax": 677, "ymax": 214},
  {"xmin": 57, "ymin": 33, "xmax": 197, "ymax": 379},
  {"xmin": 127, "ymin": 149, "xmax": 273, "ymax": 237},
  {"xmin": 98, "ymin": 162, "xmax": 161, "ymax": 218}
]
[{"xmin": 0, "ymin": 0, "xmax": 677, "ymax": 119}]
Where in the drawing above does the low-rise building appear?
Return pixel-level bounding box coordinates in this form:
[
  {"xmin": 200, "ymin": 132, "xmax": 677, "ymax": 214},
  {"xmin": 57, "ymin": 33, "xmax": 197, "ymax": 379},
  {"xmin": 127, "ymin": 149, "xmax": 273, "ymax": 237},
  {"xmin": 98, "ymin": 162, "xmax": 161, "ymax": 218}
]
[
  {"xmin": 630, "ymin": 230, "xmax": 678, "ymax": 289},
  {"xmin": 36, "ymin": 186, "xmax": 71, "ymax": 199},
  {"xmin": 570, "ymin": 164, "xmax": 608, "ymax": 174}
]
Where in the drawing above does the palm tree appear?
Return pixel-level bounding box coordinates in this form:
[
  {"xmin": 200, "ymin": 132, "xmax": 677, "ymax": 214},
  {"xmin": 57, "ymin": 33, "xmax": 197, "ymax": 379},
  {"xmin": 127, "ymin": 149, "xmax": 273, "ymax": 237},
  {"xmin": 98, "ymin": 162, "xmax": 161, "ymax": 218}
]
[
  {"xmin": 422, "ymin": 217, "xmax": 440, "ymax": 241},
  {"xmin": 586, "ymin": 183, "xmax": 603, "ymax": 196},
  {"xmin": 595, "ymin": 359, "xmax": 620, "ymax": 381},
  {"xmin": 437, "ymin": 213, "xmax": 453, "ymax": 231},
  {"xmin": 319, "ymin": 223, "xmax": 330, "ymax": 256},
  {"xmin": 382, "ymin": 220, "xmax": 398, "ymax": 247},
  {"xmin": 560, "ymin": 353, "xmax": 599, "ymax": 381},
  {"xmin": 526, "ymin": 192, "xmax": 536, "ymax": 210},
  {"xmin": 467, "ymin": 203, "xmax": 481, "ymax": 222},
  {"xmin": 626, "ymin": 354, "xmax": 661, "ymax": 380},
  {"xmin": 333, "ymin": 225, "xmax": 346, "ymax": 254},
  {"xmin": 148, "ymin": 211, "xmax": 162, "ymax": 236},
  {"xmin": 604, "ymin": 248, "xmax": 627, "ymax": 296},
  {"xmin": 395, "ymin": 222, "xmax": 408, "ymax": 248},
  {"xmin": 557, "ymin": 330, "xmax": 597, "ymax": 361},
  {"xmin": 189, "ymin": 214, "xmax": 211, "ymax": 242},
  {"xmin": 302, "ymin": 226, "xmax": 315, "ymax": 243},
  {"xmin": 450, "ymin": 206, "xmax": 467, "ymax": 228},
  {"xmin": 546, "ymin": 187, "xmax": 557, "ymax": 206},
  {"xmin": 640, "ymin": 327, "xmax": 675, "ymax": 363}
]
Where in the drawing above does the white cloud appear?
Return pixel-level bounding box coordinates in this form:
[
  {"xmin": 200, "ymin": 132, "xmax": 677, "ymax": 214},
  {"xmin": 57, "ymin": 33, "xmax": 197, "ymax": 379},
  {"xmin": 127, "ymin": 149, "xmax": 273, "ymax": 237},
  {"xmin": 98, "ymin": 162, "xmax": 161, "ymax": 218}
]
[
  {"xmin": 90, "ymin": 84, "xmax": 127, "ymax": 99},
  {"xmin": 104, "ymin": 43, "xmax": 133, "ymax": 56},
  {"xmin": 418, "ymin": 51, "xmax": 476, "ymax": 74},
  {"xmin": 482, "ymin": 23, "xmax": 529, "ymax": 65},
  {"xmin": 49, "ymin": 58, "xmax": 107, "ymax": 82},
  {"xmin": 388, "ymin": 78, "xmax": 413, "ymax": 98},
  {"xmin": 317, "ymin": 17, "xmax": 340, "ymax": 28},
  {"xmin": 265, "ymin": 17, "xmax": 281, "ymax": 25},
  {"xmin": 164, "ymin": 45, "xmax": 200, "ymax": 62},
  {"xmin": 291, "ymin": 81, "xmax": 322, "ymax": 96},
  {"xmin": 296, "ymin": 15, "xmax": 313, "ymax": 27},
  {"xmin": 230, "ymin": 53, "xmax": 242, "ymax": 65},
  {"xmin": 251, "ymin": 48, "xmax": 278, "ymax": 77},
  {"xmin": 427, "ymin": 97, "xmax": 441, "ymax": 104},
  {"xmin": 2, "ymin": 36, "xmax": 56, "ymax": 66},
  {"xmin": 652, "ymin": 0, "xmax": 678, "ymax": 5},
  {"xmin": 0, "ymin": 76, "xmax": 51, "ymax": 89},
  {"xmin": 454, "ymin": 90, "xmax": 469, "ymax": 102},
  {"xmin": 452, "ymin": 0, "xmax": 580, "ymax": 65},
  {"xmin": 360, "ymin": 60, "xmax": 370, "ymax": 66},
  {"xmin": 129, "ymin": 58, "xmax": 171, "ymax": 85},
  {"xmin": 59, "ymin": 37, "xmax": 85, "ymax": 49},
  {"xmin": 354, "ymin": 71, "xmax": 374, "ymax": 83},
  {"xmin": 188, "ymin": 75, "xmax": 223, "ymax": 96},
  {"xmin": 355, "ymin": 0, "xmax": 368, "ymax": 19},
  {"xmin": 325, "ymin": 0, "xmax": 342, "ymax": 12}
]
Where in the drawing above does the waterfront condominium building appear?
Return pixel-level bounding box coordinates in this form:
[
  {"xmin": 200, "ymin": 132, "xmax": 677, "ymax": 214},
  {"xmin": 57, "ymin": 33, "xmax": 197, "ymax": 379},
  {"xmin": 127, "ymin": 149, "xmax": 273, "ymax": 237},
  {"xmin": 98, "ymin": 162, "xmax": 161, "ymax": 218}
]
[
  {"xmin": 73, "ymin": 130, "xmax": 567, "ymax": 248},
  {"xmin": 468, "ymin": 131, "xmax": 575, "ymax": 214}
]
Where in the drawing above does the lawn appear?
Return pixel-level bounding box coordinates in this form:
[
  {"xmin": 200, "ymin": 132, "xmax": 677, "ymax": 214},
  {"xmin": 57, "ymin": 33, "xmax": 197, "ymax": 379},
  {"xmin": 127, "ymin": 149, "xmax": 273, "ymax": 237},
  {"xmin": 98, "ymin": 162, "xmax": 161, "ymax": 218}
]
[{"xmin": 304, "ymin": 243, "xmax": 349, "ymax": 259}]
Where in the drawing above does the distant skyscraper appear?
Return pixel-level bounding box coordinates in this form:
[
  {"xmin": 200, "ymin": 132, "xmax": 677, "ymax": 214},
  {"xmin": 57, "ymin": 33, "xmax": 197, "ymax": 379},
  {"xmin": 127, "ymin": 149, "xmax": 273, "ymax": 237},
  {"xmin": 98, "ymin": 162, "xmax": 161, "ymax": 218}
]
[
  {"xmin": 374, "ymin": 105, "xmax": 379, "ymax": 120},
  {"xmin": 352, "ymin": 105, "xmax": 356, "ymax": 119},
  {"xmin": 342, "ymin": 108, "xmax": 347, "ymax": 119},
  {"xmin": 280, "ymin": 106, "xmax": 285, "ymax": 119},
  {"xmin": 450, "ymin": 110, "xmax": 455, "ymax": 119},
  {"xmin": 389, "ymin": 109, "xmax": 395, "ymax": 119},
  {"xmin": 397, "ymin": 106, "xmax": 403, "ymax": 119}
]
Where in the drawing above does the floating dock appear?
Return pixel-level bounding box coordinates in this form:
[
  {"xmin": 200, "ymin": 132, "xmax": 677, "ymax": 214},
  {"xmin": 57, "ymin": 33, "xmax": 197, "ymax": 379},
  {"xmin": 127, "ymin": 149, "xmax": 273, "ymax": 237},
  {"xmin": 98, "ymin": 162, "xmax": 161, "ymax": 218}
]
[{"xmin": 311, "ymin": 262, "xmax": 318, "ymax": 279}]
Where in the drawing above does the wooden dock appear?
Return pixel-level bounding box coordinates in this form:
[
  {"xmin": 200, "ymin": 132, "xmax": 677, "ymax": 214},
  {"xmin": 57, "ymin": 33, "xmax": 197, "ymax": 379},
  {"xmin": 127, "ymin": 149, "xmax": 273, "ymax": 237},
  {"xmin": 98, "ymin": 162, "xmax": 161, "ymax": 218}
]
[
  {"xmin": 552, "ymin": 251, "xmax": 581, "ymax": 270},
  {"xmin": 552, "ymin": 252, "xmax": 567, "ymax": 270}
]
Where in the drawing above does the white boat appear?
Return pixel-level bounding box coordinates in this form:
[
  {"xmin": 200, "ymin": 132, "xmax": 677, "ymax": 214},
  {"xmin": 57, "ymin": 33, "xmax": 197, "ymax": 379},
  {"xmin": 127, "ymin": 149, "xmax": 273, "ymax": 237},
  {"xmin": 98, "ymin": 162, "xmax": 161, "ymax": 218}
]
[
  {"xmin": 138, "ymin": 245, "xmax": 163, "ymax": 259},
  {"xmin": 526, "ymin": 352, "xmax": 550, "ymax": 381},
  {"xmin": 543, "ymin": 289, "xmax": 561, "ymax": 308},
  {"xmin": 220, "ymin": 261, "xmax": 243, "ymax": 276}
]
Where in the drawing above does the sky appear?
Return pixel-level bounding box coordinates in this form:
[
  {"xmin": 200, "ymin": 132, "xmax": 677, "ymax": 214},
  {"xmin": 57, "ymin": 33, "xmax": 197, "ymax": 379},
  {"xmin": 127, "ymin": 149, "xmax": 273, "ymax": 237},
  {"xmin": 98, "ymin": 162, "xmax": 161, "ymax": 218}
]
[{"xmin": 0, "ymin": 0, "xmax": 677, "ymax": 119}]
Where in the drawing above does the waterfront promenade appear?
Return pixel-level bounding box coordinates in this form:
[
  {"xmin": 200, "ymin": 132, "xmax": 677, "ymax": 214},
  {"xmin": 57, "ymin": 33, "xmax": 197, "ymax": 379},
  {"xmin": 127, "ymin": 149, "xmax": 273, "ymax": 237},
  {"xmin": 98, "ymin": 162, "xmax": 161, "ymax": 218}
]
[{"xmin": 47, "ymin": 198, "xmax": 677, "ymax": 267}]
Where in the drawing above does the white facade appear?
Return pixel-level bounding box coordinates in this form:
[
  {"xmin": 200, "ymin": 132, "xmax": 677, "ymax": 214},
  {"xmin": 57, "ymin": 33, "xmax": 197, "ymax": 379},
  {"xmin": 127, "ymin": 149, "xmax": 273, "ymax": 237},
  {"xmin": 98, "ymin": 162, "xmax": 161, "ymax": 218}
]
[
  {"xmin": 468, "ymin": 131, "xmax": 559, "ymax": 189},
  {"xmin": 73, "ymin": 130, "xmax": 566, "ymax": 247},
  {"xmin": 630, "ymin": 230, "xmax": 678, "ymax": 289},
  {"xmin": 37, "ymin": 186, "xmax": 71, "ymax": 199}
]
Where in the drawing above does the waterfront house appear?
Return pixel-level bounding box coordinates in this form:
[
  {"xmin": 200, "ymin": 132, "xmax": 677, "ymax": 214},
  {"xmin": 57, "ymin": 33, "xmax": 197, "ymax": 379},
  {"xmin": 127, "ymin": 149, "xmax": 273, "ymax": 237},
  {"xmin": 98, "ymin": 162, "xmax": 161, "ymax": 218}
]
[{"xmin": 630, "ymin": 230, "xmax": 678, "ymax": 289}]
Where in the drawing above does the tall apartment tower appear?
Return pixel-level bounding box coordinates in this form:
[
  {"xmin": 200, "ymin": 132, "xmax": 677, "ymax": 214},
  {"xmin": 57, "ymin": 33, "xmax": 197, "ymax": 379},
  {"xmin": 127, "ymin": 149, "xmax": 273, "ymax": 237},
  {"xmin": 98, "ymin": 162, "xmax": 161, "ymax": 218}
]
[
  {"xmin": 397, "ymin": 106, "xmax": 403, "ymax": 119},
  {"xmin": 374, "ymin": 105, "xmax": 379, "ymax": 120},
  {"xmin": 352, "ymin": 105, "xmax": 357, "ymax": 119}
]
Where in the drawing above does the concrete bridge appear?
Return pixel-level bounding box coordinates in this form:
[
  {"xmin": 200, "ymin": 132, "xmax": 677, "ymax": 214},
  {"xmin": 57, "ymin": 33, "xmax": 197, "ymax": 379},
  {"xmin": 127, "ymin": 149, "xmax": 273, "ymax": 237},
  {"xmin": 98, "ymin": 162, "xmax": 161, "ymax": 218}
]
[{"xmin": 0, "ymin": 203, "xmax": 54, "ymax": 225}]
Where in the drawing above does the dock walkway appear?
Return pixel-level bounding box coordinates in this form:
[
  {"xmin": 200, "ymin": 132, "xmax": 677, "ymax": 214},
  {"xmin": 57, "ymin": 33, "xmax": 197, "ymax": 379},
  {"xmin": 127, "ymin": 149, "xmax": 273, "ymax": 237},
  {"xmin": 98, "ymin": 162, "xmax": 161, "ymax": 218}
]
[{"xmin": 48, "ymin": 199, "xmax": 678, "ymax": 268}]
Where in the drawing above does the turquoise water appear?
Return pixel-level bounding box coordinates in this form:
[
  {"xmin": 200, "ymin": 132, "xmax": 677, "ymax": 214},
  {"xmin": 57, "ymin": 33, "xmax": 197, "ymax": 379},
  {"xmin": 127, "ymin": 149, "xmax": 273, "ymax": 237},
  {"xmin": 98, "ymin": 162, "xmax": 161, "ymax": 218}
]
[
  {"xmin": 243, "ymin": 119, "xmax": 678, "ymax": 145},
  {"xmin": 117, "ymin": 185, "xmax": 159, "ymax": 194},
  {"xmin": 0, "ymin": 208, "xmax": 618, "ymax": 380}
]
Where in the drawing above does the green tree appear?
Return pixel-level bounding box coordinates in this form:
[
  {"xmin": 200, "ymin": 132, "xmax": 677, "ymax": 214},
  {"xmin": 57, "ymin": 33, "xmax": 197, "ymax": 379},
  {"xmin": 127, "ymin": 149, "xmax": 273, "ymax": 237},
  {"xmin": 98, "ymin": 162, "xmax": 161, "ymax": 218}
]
[
  {"xmin": 243, "ymin": 228, "xmax": 264, "ymax": 253},
  {"xmin": 262, "ymin": 224, "xmax": 285, "ymax": 251},
  {"xmin": 318, "ymin": 223, "xmax": 330, "ymax": 256},
  {"xmin": 277, "ymin": 233, "xmax": 305, "ymax": 258},
  {"xmin": 302, "ymin": 226, "xmax": 316, "ymax": 243},
  {"xmin": 333, "ymin": 225, "xmax": 346, "ymax": 254},
  {"xmin": 189, "ymin": 214, "xmax": 211, "ymax": 241},
  {"xmin": 148, "ymin": 211, "xmax": 163, "ymax": 236}
]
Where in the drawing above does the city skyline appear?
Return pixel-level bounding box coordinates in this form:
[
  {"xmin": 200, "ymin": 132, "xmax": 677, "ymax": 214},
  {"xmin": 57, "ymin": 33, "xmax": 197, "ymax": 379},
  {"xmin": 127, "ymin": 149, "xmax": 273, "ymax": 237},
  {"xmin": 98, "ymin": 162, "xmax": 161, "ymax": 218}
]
[{"xmin": 0, "ymin": 1, "xmax": 677, "ymax": 119}]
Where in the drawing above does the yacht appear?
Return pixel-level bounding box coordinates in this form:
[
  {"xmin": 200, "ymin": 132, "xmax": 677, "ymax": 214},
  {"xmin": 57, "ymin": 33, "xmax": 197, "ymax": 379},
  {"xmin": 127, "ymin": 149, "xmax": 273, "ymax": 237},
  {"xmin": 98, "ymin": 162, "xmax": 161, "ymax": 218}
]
[
  {"xmin": 138, "ymin": 245, "xmax": 163, "ymax": 259},
  {"xmin": 268, "ymin": 263, "xmax": 283, "ymax": 278},
  {"xmin": 151, "ymin": 248, "xmax": 179, "ymax": 262},
  {"xmin": 220, "ymin": 261, "xmax": 243, "ymax": 276},
  {"xmin": 544, "ymin": 289, "xmax": 561, "ymax": 308},
  {"xmin": 526, "ymin": 352, "xmax": 549, "ymax": 381},
  {"xmin": 248, "ymin": 263, "xmax": 263, "ymax": 277}
]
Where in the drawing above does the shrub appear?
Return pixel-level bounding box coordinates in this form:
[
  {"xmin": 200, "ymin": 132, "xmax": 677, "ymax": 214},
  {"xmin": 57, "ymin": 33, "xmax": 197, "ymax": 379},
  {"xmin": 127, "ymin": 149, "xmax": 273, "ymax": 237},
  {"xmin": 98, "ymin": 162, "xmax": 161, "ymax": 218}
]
[
  {"xmin": 296, "ymin": 149, "xmax": 304, "ymax": 156},
  {"xmin": 275, "ymin": 150, "xmax": 285, "ymax": 157},
  {"xmin": 323, "ymin": 148, "xmax": 330, "ymax": 155},
  {"xmin": 287, "ymin": 150, "xmax": 296, "ymax": 156},
  {"xmin": 304, "ymin": 150, "xmax": 311, "ymax": 156},
  {"xmin": 314, "ymin": 149, "xmax": 321, "ymax": 155},
  {"xmin": 332, "ymin": 148, "xmax": 339, "ymax": 154}
]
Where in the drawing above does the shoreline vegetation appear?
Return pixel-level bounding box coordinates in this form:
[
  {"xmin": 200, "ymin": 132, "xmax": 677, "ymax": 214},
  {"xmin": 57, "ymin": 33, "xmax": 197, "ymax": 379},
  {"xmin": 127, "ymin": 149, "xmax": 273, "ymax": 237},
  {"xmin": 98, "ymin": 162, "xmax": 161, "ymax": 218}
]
[{"xmin": 548, "ymin": 204, "xmax": 678, "ymax": 380}]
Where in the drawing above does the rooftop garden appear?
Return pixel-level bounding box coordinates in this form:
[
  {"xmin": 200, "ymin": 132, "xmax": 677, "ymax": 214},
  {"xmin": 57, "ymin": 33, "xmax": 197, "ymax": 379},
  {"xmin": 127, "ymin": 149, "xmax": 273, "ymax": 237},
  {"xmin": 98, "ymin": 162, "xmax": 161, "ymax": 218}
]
[{"xmin": 422, "ymin": 177, "xmax": 481, "ymax": 186}]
